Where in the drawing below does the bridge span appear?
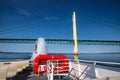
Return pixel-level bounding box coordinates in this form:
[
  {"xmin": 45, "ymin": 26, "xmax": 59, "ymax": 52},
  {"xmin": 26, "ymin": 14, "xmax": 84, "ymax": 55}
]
[{"xmin": 0, "ymin": 38, "xmax": 120, "ymax": 46}]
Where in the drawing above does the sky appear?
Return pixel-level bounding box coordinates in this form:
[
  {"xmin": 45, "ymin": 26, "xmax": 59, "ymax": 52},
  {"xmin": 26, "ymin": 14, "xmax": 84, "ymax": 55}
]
[{"xmin": 0, "ymin": 0, "xmax": 120, "ymax": 53}]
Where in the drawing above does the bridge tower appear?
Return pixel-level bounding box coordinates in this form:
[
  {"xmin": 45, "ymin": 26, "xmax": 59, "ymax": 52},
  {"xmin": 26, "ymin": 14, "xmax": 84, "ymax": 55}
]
[{"xmin": 72, "ymin": 11, "xmax": 78, "ymax": 61}]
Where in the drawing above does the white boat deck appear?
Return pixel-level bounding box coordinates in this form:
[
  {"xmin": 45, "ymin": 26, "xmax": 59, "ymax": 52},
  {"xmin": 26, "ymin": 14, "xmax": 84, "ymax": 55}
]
[
  {"xmin": 95, "ymin": 65, "xmax": 120, "ymax": 78},
  {"xmin": 0, "ymin": 60, "xmax": 120, "ymax": 80}
]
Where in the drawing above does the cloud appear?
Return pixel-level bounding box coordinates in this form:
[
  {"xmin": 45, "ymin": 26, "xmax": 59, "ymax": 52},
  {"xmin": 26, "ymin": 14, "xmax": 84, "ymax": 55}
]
[
  {"xmin": 17, "ymin": 8, "xmax": 31, "ymax": 16},
  {"xmin": 43, "ymin": 16, "xmax": 59, "ymax": 20}
]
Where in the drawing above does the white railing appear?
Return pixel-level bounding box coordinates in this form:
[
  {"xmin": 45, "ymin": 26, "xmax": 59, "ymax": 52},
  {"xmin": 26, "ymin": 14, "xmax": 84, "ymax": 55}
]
[
  {"xmin": 47, "ymin": 60, "xmax": 54, "ymax": 80},
  {"xmin": 67, "ymin": 59, "xmax": 120, "ymax": 80},
  {"xmin": 46, "ymin": 59, "xmax": 120, "ymax": 80},
  {"xmin": 78, "ymin": 59, "xmax": 120, "ymax": 65},
  {"xmin": 68, "ymin": 59, "xmax": 120, "ymax": 67},
  {"xmin": 46, "ymin": 59, "xmax": 69, "ymax": 80}
]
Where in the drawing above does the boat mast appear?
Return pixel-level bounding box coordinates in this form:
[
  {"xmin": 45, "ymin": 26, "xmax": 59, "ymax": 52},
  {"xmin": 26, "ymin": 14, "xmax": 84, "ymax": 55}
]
[{"xmin": 72, "ymin": 11, "xmax": 78, "ymax": 61}]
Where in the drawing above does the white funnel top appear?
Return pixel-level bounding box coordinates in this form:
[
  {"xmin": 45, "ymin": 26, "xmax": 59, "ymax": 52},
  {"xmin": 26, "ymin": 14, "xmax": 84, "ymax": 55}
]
[
  {"xmin": 31, "ymin": 37, "xmax": 47, "ymax": 60},
  {"xmin": 36, "ymin": 38, "xmax": 47, "ymax": 53}
]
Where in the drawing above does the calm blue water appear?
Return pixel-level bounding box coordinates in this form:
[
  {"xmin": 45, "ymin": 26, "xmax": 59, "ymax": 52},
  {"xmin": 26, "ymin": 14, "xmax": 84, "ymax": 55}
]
[
  {"xmin": 0, "ymin": 52, "xmax": 31, "ymax": 61},
  {"xmin": 0, "ymin": 52, "xmax": 120, "ymax": 63}
]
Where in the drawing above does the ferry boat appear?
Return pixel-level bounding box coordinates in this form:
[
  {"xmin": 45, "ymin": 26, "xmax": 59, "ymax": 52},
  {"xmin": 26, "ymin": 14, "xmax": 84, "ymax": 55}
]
[
  {"xmin": 0, "ymin": 37, "xmax": 120, "ymax": 80},
  {"xmin": 0, "ymin": 55, "xmax": 120, "ymax": 80},
  {"xmin": 0, "ymin": 12, "xmax": 120, "ymax": 80}
]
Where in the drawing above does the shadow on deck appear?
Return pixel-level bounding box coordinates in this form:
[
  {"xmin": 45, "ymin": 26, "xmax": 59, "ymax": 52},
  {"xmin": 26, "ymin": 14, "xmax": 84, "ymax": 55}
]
[{"xmin": 7, "ymin": 67, "xmax": 48, "ymax": 80}]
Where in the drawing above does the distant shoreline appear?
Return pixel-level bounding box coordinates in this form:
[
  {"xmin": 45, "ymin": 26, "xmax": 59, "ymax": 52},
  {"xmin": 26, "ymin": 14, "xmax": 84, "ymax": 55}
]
[
  {"xmin": 0, "ymin": 52, "xmax": 32, "ymax": 54},
  {"xmin": 0, "ymin": 52, "xmax": 120, "ymax": 54}
]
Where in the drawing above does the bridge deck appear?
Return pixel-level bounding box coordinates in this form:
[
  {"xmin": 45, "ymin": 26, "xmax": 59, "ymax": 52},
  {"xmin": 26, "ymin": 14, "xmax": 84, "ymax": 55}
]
[{"xmin": 0, "ymin": 38, "xmax": 120, "ymax": 45}]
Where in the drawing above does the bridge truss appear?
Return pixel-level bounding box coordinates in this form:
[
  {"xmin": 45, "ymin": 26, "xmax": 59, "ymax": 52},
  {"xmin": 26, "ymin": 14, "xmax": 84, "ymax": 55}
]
[{"xmin": 0, "ymin": 38, "xmax": 120, "ymax": 46}]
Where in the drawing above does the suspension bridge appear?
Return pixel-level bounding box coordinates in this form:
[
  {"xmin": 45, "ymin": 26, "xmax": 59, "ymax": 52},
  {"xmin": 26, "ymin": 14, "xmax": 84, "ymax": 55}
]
[{"xmin": 0, "ymin": 38, "xmax": 120, "ymax": 46}]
